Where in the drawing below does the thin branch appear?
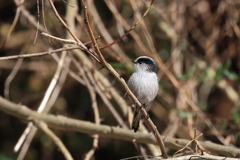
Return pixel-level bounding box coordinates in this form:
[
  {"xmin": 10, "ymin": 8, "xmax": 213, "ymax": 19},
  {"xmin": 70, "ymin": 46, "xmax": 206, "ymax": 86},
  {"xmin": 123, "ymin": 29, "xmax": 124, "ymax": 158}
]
[
  {"xmin": 41, "ymin": 32, "xmax": 79, "ymax": 45},
  {"xmin": 71, "ymin": 57, "xmax": 128, "ymax": 129},
  {"xmin": 47, "ymin": 0, "xmax": 82, "ymax": 45},
  {"xmin": 33, "ymin": 0, "xmax": 40, "ymax": 45},
  {"xmin": 16, "ymin": 126, "xmax": 37, "ymax": 160},
  {"xmin": 4, "ymin": 43, "xmax": 26, "ymax": 99},
  {"xmin": 0, "ymin": 46, "xmax": 80, "ymax": 60},
  {"xmin": 0, "ymin": 7, "xmax": 21, "ymax": 49},
  {"xmin": 33, "ymin": 120, "xmax": 73, "ymax": 160},
  {"xmin": 41, "ymin": 32, "xmax": 99, "ymax": 46},
  {"xmin": 0, "ymin": 38, "xmax": 100, "ymax": 63},
  {"xmin": 14, "ymin": 0, "xmax": 45, "ymax": 32},
  {"xmin": 173, "ymin": 133, "xmax": 203, "ymax": 157},
  {"xmin": 15, "ymin": 51, "xmax": 70, "ymax": 156},
  {"xmin": 162, "ymin": 154, "xmax": 238, "ymax": 160}
]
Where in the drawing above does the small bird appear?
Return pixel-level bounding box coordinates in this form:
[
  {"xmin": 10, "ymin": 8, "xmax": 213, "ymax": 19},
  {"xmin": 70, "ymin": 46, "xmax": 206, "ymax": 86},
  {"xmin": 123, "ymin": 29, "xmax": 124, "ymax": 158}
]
[{"xmin": 127, "ymin": 56, "xmax": 159, "ymax": 132}]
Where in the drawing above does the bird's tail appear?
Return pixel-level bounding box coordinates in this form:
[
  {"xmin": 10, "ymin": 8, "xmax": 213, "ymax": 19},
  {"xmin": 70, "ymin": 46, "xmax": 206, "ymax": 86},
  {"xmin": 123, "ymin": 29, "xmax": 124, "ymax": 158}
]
[{"xmin": 132, "ymin": 107, "xmax": 141, "ymax": 132}]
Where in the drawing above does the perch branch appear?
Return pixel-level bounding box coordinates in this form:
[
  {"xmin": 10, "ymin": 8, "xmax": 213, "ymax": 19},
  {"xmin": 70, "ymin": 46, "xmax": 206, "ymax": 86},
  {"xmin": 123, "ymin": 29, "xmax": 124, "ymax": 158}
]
[
  {"xmin": 0, "ymin": 96, "xmax": 239, "ymax": 158},
  {"xmin": 81, "ymin": 0, "xmax": 166, "ymax": 158}
]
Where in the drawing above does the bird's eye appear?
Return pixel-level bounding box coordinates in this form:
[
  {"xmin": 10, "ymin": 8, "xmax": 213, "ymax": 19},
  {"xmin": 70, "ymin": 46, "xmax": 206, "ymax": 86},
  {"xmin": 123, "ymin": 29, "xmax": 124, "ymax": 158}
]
[{"xmin": 139, "ymin": 61, "xmax": 142, "ymax": 64}]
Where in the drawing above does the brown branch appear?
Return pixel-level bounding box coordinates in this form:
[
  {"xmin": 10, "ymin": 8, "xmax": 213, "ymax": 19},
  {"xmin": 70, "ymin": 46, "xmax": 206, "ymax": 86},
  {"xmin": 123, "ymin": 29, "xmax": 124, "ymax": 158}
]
[
  {"xmin": 80, "ymin": 0, "xmax": 168, "ymax": 158},
  {"xmin": 0, "ymin": 96, "xmax": 239, "ymax": 158},
  {"xmin": 0, "ymin": 43, "xmax": 100, "ymax": 63},
  {"xmin": 0, "ymin": 46, "xmax": 80, "ymax": 60},
  {"xmin": 47, "ymin": 0, "xmax": 82, "ymax": 45},
  {"xmin": 41, "ymin": 32, "xmax": 100, "ymax": 46}
]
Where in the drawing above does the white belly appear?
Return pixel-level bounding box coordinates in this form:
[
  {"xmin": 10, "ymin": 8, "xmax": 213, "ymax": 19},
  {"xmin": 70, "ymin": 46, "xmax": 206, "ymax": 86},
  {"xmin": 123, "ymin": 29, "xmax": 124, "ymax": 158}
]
[{"xmin": 127, "ymin": 71, "xmax": 159, "ymax": 105}]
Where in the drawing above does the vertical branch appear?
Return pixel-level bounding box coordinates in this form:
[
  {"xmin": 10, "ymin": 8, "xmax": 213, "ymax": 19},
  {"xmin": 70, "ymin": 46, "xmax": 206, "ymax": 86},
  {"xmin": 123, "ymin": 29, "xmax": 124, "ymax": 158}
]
[
  {"xmin": 0, "ymin": 7, "xmax": 21, "ymax": 48},
  {"xmin": 80, "ymin": 0, "xmax": 168, "ymax": 158},
  {"xmin": 79, "ymin": 66, "xmax": 100, "ymax": 160},
  {"xmin": 4, "ymin": 42, "xmax": 28, "ymax": 99}
]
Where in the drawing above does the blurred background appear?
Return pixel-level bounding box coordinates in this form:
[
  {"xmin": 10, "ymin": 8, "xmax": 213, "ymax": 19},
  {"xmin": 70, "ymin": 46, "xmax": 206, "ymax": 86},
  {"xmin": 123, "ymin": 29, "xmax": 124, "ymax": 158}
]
[{"xmin": 1, "ymin": 0, "xmax": 240, "ymax": 159}]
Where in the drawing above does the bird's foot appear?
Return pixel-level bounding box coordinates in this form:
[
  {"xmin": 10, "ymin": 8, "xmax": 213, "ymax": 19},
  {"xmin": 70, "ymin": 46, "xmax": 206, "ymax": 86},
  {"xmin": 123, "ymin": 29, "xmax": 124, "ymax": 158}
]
[{"xmin": 140, "ymin": 103, "xmax": 149, "ymax": 120}]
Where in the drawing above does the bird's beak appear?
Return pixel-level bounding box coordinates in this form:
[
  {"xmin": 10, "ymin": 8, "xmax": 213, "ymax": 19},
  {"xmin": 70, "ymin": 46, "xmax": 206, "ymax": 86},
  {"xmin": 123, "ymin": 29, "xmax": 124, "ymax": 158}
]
[{"xmin": 132, "ymin": 60, "xmax": 136, "ymax": 64}]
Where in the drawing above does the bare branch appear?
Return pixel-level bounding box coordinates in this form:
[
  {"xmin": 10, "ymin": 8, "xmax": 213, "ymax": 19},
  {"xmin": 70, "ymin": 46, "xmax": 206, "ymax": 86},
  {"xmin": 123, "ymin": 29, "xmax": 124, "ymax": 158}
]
[
  {"xmin": 0, "ymin": 46, "xmax": 80, "ymax": 60},
  {"xmin": 0, "ymin": 96, "xmax": 239, "ymax": 158}
]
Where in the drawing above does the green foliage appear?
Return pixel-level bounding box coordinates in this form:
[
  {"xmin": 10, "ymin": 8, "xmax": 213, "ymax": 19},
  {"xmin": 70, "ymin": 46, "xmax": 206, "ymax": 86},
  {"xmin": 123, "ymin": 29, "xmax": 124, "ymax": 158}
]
[
  {"xmin": 232, "ymin": 106, "xmax": 240, "ymax": 124},
  {"xmin": 109, "ymin": 62, "xmax": 133, "ymax": 72},
  {"xmin": 220, "ymin": 120, "xmax": 227, "ymax": 130},
  {"xmin": 178, "ymin": 65, "xmax": 196, "ymax": 80},
  {"xmin": 198, "ymin": 69, "xmax": 208, "ymax": 82},
  {"xmin": 215, "ymin": 60, "xmax": 239, "ymax": 82},
  {"xmin": 177, "ymin": 110, "xmax": 188, "ymax": 120},
  {"xmin": 159, "ymin": 48, "xmax": 170, "ymax": 61},
  {"xmin": 0, "ymin": 152, "xmax": 15, "ymax": 160},
  {"xmin": 180, "ymin": 60, "xmax": 240, "ymax": 83}
]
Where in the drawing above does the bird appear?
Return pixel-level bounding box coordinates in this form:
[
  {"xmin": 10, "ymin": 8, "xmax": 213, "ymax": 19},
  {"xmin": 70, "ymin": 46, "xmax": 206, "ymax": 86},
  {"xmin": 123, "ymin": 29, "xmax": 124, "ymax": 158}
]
[{"xmin": 127, "ymin": 56, "xmax": 159, "ymax": 132}]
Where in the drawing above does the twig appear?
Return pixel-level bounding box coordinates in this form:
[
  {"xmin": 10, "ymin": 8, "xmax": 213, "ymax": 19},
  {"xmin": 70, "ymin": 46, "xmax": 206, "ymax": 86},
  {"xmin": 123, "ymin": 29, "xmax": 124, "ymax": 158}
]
[
  {"xmin": 47, "ymin": 0, "xmax": 82, "ymax": 44},
  {"xmin": 33, "ymin": 0, "xmax": 40, "ymax": 45},
  {"xmin": 71, "ymin": 57, "xmax": 128, "ymax": 129},
  {"xmin": 4, "ymin": 43, "xmax": 26, "ymax": 99},
  {"xmin": 78, "ymin": 65, "xmax": 100, "ymax": 160},
  {"xmin": 14, "ymin": 0, "xmax": 45, "ymax": 32},
  {"xmin": 0, "ymin": 46, "xmax": 100, "ymax": 62},
  {"xmin": 14, "ymin": 51, "xmax": 69, "ymax": 156},
  {"xmin": 0, "ymin": 7, "xmax": 21, "ymax": 49},
  {"xmin": 33, "ymin": 120, "xmax": 73, "ymax": 160},
  {"xmin": 0, "ymin": 46, "xmax": 80, "ymax": 60},
  {"xmin": 41, "ymin": 32, "xmax": 101, "ymax": 63},
  {"xmin": 46, "ymin": 0, "xmax": 101, "ymax": 63},
  {"xmin": 173, "ymin": 133, "xmax": 203, "ymax": 157},
  {"xmin": 41, "ymin": 32, "xmax": 99, "ymax": 46},
  {"xmin": 163, "ymin": 154, "xmax": 238, "ymax": 160},
  {"xmin": 41, "ymin": 32, "xmax": 80, "ymax": 45},
  {"xmin": 129, "ymin": 0, "xmax": 158, "ymax": 55},
  {"xmin": 16, "ymin": 126, "xmax": 37, "ymax": 160}
]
